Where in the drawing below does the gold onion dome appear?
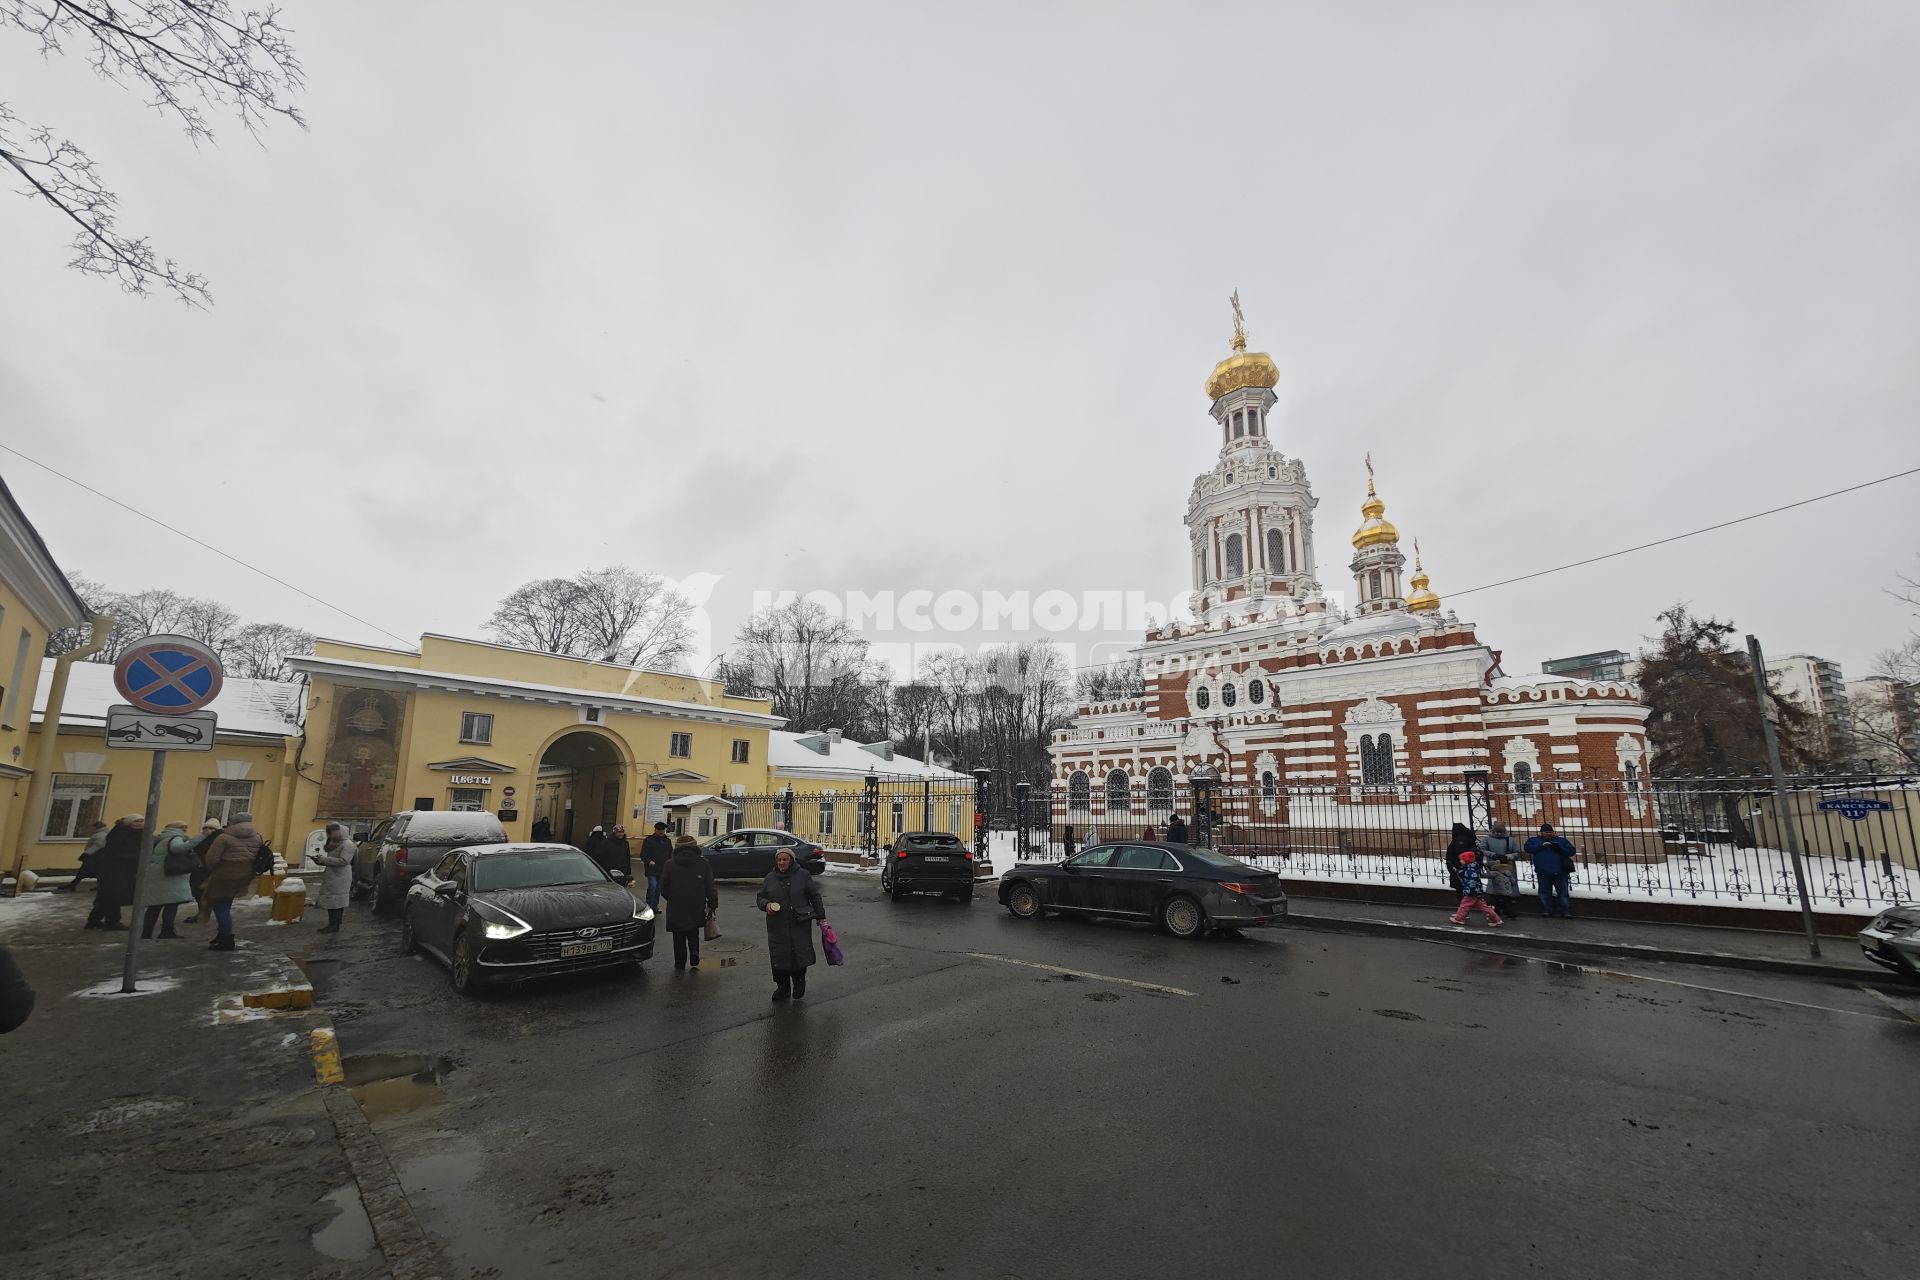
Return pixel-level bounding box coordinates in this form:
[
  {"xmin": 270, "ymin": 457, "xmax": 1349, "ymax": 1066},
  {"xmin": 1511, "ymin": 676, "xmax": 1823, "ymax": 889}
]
[
  {"xmin": 1206, "ymin": 290, "xmax": 1280, "ymax": 401},
  {"xmin": 1406, "ymin": 540, "xmax": 1441, "ymax": 612},
  {"xmin": 1351, "ymin": 463, "xmax": 1400, "ymax": 550}
]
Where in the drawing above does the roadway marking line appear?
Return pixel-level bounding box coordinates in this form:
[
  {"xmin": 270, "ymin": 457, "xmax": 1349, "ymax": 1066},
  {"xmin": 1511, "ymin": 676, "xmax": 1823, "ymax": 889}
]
[
  {"xmin": 963, "ymin": 952, "xmax": 1195, "ymax": 997},
  {"xmin": 310, "ymin": 1027, "xmax": 345, "ymax": 1086},
  {"xmin": 1480, "ymin": 950, "xmax": 1915, "ymax": 1024},
  {"xmin": 1857, "ymin": 984, "xmax": 1920, "ymax": 1023}
]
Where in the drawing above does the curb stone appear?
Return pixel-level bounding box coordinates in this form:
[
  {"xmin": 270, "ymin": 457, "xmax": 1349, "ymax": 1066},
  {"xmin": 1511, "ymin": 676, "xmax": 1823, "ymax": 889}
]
[{"xmin": 1285, "ymin": 910, "xmax": 1919, "ymax": 993}]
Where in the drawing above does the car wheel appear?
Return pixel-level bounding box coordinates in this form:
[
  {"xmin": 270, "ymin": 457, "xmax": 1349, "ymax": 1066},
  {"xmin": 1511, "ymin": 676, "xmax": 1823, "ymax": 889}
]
[
  {"xmin": 1161, "ymin": 894, "xmax": 1205, "ymax": 940},
  {"xmin": 1006, "ymin": 882, "xmax": 1042, "ymax": 920},
  {"xmin": 372, "ymin": 869, "xmax": 401, "ymax": 918},
  {"xmin": 399, "ymin": 906, "xmax": 418, "ymax": 956},
  {"xmin": 449, "ymin": 929, "xmax": 479, "ymax": 995}
]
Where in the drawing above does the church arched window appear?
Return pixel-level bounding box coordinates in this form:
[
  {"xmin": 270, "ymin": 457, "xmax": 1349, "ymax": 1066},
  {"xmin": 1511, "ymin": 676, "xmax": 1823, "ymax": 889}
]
[
  {"xmin": 1221, "ymin": 683, "xmax": 1237, "ymax": 708},
  {"xmin": 1224, "ymin": 533, "xmax": 1244, "ymax": 578},
  {"xmin": 1368, "ymin": 569, "xmax": 1382, "ymax": 599},
  {"xmin": 1248, "ymin": 679, "xmax": 1265, "ymax": 704},
  {"xmin": 1232, "ymin": 411, "xmax": 1244, "ymax": 439},
  {"xmin": 1261, "ymin": 770, "xmax": 1278, "ymax": 798},
  {"xmin": 1104, "ymin": 769, "xmax": 1131, "ymax": 814},
  {"xmin": 1267, "ymin": 528, "xmax": 1285, "ymax": 575},
  {"xmin": 1146, "ymin": 767, "xmax": 1173, "ymax": 816},
  {"xmin": 1195, "ymin": 687, "xmax": 1211, "ymax": 711},
  {"xmin": 1068, "ymin": 771, "xmax": 1090, "ymax": 815},
  {"xmin": 1512, "ymin": 761, "xmax": 1535, "ymax": 796},
  {"xmin": 1360, "ymin": 734, "xmax": 1396, "ymax": 787}
]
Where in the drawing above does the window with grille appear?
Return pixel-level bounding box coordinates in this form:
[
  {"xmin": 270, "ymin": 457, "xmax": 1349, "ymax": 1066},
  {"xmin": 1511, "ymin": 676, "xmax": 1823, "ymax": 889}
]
[
  {"xmin": 670, "ymin": 732, "xmax": 691, "ymax": 758},
  {"xmin": 1359, "ymin": 734, "xmax": 1396, "ymax": 787},
  {"xmin": 1261, "ymin": 770, "xmax": 1278, "ymax": 798},
  {"xmin": 44, "ymin": 774, "xmax": 108, "ymax": 839},
  {"xmin": 1068, "ymin": 771, "xmax": 1090, "ymax": 815},
  {"xmin": 459, "ymin": 711, "xmax": 493, "ymax": 744},
  {"xmin": 1146, "ymin": 767, "xmax": 1173, "ymax": 815},
  {"xmin": 1248, "ymin": 679, "xmax": 1265, "ymax": 704},
  {"xmin": 1512, "ymin": 762, "xmax": 1535, "ymax": 796},
  {"xmin": 1195, "ymin": 687, "xmax": 1211, "ymax": 710},
  {"xmin": 1267, "ymin": 528, "xmax": 1285, "ymax": 575},
  {"xmin": 1224, "ymin": 533, "xmax": 1244, "ymax": 578},
  {"xmin": 203, "ymin": 779, "xmax": 255, "ymax": 827},
  {"xmin": 1104, "ymin": 769, "xmax": 1131, "ymax": 814},
  {"xmin": 1222, "ymin": 683, "xmax": 1237, "ymax": 708}
]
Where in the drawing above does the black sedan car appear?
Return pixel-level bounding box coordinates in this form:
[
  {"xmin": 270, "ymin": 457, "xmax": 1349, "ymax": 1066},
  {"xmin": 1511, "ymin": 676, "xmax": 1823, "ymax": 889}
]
[
  {"xmin": 998, "ymin": 842, "xmax": 1287, "ymax": 939},
  {"xmin": 402, "ymin": 843, "xmax": 655, "ymax": 994},
  {"xmin": 700, "ymin": 829, "xmax": 828, "ymax": 879}
]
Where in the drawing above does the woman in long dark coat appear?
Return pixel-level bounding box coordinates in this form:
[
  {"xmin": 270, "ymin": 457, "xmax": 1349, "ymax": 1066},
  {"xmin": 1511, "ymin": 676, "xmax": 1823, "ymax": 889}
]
[
  {"xmin": 659, "ymin": 834, "xmax": 718, "ymax": 970},
  {"xmin": 1444, "ymin": 822, "xmax": 1475, "ymax": 897},
  {"xmin": 755, "ymin": 847, "xmax": 826, "ymax": 1002},
  {"xmin": 87, "ymin": 815, "xmax": 145, "ymax": 931}
]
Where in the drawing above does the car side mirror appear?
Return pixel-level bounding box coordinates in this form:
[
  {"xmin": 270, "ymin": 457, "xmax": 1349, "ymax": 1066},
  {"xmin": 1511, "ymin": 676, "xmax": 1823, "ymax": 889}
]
[
  {"xmin": 434, "ymin": 881, "xmax": 460, "ymax": 898},
  {"xmin": 611, "ymin": 870, "xmax": 632, "ymax": 885}
]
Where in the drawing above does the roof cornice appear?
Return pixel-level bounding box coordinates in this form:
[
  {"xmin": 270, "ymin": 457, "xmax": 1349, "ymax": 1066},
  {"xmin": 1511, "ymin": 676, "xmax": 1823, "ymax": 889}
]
[{"xmin": 0, "ymin": 474, "xmax": 90, "ymax": 630}]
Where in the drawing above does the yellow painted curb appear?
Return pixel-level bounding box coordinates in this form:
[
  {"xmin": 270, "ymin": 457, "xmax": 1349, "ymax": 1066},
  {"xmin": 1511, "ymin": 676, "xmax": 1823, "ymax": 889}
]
[
  {"xmin": 243, "ymin": 985, "xmax": 315, "ymax": 1010},
  {"xmin": 310, "ymin": 1027, "xmax": 345, "ymax": 1086}
]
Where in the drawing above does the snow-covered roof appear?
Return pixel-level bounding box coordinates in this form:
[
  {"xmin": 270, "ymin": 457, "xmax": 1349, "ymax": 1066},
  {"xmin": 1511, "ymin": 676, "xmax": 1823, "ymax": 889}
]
[
  {"xmin": 1318, "ymin": 609, "xmax": 1430, "ymax": 645},
  {"xmin": 769, "ymin": 730, "xmax": 967, "ymax": 780},
  {"xmin": 33, "ymin": 658, "xmax": 302, "ymax": 739}
]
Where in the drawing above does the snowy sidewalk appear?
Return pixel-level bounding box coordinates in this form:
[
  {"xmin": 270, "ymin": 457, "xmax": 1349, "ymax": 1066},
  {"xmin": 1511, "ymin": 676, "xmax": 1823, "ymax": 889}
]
[{"xmin": 1284, "ymin": 893, "xmax": 1910, "ymax": 988}]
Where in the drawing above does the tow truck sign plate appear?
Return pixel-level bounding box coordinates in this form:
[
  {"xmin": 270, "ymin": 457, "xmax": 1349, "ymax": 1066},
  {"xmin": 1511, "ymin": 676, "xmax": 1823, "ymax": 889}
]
[{"xmin": 105, "ymin": 705, "xmax": 218, "ymax": 752}]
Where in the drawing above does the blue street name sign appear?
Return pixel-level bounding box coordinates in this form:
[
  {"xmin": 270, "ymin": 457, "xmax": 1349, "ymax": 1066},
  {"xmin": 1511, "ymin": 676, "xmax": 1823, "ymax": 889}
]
[{"xmin": 1816, "ymin": 797, "xmax": 1893, "ymax": 822}]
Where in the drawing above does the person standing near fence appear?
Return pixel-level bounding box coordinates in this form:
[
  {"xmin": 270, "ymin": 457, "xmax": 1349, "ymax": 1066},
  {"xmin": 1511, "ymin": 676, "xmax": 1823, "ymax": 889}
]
[
  {"xmin": 1444, "ymin": 822, "xmax": 1475, "ymax": 896},
  {"xmin": 1164, "ymin": 814, "xmax": 1189, "ymax": 845},
  {"xmin": 1449, "ymin": 851, "xmax": 1502, "ymax": 927},
  {"xmin": 1526, "ymin": 823, "xmax": 1579, "ymax": 918}
]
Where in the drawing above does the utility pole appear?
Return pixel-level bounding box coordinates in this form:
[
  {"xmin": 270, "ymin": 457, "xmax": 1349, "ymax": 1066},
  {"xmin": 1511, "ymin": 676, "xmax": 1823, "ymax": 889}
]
[{"xmin": 1746, "ymin": 634, "xmax": 1821, "ymax": 958}]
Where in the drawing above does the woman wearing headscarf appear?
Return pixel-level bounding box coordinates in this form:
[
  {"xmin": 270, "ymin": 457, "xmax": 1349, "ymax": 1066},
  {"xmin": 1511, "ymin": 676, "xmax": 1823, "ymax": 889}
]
[
  {"xmin": 1443, "ymin": 822, "xmax": 1476, "ymax": 897},
  {"xmin": 140, "ymin": 821, "xmax": 197, "ymax": 939},
  {"xmin": 755, "ymin": 846, "xmax": 827, "ymax": 1002},
  {"xmin": 660, "ymin": 833, "xmax": 718, "ymax": 970},
  {"xmin": 581, "ymin": 825, "xmax": 606, "ymax": 866},
  {"xmin": 201, "ymin": 812, "xmax": 264, "ymax": 952},
  {"xmin": 86, "ymin": 816, "xmax": 145, "ymax": 931},
  {"xmin": 600, "ymin": 825, "xmax": 632, "ymax": 878},
  {"xmin": 312, "ymin": 823, "xmax": 356, "ymax": 933}
]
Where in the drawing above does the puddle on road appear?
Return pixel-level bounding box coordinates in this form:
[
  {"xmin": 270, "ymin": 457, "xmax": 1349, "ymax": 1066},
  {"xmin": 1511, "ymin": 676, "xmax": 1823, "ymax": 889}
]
[
  {"xmin": 311, "ymin": 1184, "xmax": 376, "ymax": 1261},
  {"xmin": 400, "ymin": 1148, "xmax": 483, "ymax": 1199},
  {"xmin": 339, "ymin": 1052, "xmax": 455, "ymax": 1119},
  {"xmin": 294, "ymin": 956, "xmax": 343, "ymax": 1001}
]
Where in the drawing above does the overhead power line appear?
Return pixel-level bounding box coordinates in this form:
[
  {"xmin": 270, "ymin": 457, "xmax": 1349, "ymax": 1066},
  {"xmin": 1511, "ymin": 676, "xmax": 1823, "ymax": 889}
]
[{"xmin": 0, "ymin": 441, "xmax": 414, "ymax": 646}]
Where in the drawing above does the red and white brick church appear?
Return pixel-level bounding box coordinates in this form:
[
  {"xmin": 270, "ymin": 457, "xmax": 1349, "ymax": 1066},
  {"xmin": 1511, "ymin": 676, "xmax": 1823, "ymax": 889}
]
[{"xmin": 1049, "ymin": 300, "xmax": 1653, "ymax": 846}]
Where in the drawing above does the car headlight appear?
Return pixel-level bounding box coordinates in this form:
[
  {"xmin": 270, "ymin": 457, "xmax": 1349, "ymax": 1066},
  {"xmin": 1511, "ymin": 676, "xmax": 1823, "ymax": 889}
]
[
  {"xmin": 473, "ymin": 901, "xmax": 532, "ymax": 941},
  {"xmin": 483, "ymin": 921, "xmax": 528, "ymax": 940},
  {"xmin": 631, "ymin": 901, "xmax": 655, "ymax": 923}
]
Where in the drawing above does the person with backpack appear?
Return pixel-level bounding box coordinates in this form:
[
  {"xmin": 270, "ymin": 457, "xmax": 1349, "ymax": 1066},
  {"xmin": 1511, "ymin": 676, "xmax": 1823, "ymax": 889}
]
[
  {"xmin": 201, "ymin": 812, "xmax": 267, "ymax": 951},
  {"xmin": 139, "ymin": 821, "xmax": 199, "ymax": 940},
  {"xmin": 185, "ymin": 821, "xmax": 221, "ymax": 924},
  {"xmin": 1525, "ymin": 823, "xmax": 1580, "ymax": 918},
  {"xmin": 1443, "ymin": 822, "xmax": 1476, "ymax": 896}
]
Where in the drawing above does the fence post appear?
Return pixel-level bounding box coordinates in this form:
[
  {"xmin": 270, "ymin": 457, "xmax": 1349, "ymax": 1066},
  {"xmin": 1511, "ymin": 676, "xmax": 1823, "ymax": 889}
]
[
  {"xmin": 1015, "ymin": 781, "xmax": 1030, "ymax": 857},
  {"xmin": 1746, "ymin": 634, "xmax": 1822, "ymax": 958},
  {"xmin": 972, "ymin": 768, "xmax": 992, "ymax": 864},
  {"xmin": 862, "ymin": 773, "xmax": 879, "ymax": 861},
  {"xmin": 1191, "ymin": 763, "xmax": 1220, "ymax": 848}
]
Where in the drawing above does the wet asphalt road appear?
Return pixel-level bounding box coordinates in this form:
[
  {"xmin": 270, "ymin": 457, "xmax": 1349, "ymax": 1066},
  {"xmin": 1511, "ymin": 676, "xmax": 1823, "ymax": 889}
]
[{"xmin": 289, "ymin": 874, "xmax": 1920, "ymax": 1280}]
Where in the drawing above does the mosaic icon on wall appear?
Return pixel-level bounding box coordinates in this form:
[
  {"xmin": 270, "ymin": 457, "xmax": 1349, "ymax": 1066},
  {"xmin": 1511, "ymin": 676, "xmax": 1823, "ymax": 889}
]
[{"xmin": 319, "ymin": 687, "xmax": 407, "ymax": 818}]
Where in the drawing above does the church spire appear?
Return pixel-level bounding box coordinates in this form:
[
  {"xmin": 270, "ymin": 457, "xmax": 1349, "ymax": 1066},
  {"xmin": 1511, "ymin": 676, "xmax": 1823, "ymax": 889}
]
[
  {"xmin": 1348, "ymin": 458, "xmax": 1408, "ymax": 616},
  {"xmin": 1406, "ymin": 539, "xmax": 1441, "ymax": 613}
]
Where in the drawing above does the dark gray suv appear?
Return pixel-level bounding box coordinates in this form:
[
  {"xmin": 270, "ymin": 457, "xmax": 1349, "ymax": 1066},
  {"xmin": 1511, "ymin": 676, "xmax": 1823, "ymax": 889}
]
[{"xmin": 360, "ymin": 810, "xmax": 510, "ymax": 915}]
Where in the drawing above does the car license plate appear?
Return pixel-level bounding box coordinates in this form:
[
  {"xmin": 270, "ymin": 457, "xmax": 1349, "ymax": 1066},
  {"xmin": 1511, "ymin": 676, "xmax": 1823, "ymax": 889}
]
[
  {"xmin": 923, "ymin": 855, "xmax": 950, "ymax": 862},
  {"xmin": 559, "ymin": 939, "xmax": 613, "ymax": 958}
]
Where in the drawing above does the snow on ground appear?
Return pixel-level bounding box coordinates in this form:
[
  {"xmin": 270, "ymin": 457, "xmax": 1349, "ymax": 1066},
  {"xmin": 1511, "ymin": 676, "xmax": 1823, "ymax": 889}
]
[
  {"xmin": 72, "ymin": 973, "xmax": 182, "ymax": 998},
  {"xmin": 0, "ymin": 892, "xmax": 71, "ymax": 924}
]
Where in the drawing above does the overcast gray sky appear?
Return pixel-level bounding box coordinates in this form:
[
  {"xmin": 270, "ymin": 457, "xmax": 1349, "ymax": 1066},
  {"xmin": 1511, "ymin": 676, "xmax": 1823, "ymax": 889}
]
[{"xmin": 3, "ymin": 1, "xmax": 1916, "ymax": 683}]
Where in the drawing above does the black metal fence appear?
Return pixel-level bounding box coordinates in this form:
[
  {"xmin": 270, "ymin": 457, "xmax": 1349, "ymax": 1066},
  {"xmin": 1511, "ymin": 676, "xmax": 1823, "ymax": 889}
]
[
  {"xmin": 714, "ymin": 776, "xmax": 988, "ymax": 860},
  {"xmin": 1012, "ymin": 772, "xmax": 1919, "ymax": 913}
]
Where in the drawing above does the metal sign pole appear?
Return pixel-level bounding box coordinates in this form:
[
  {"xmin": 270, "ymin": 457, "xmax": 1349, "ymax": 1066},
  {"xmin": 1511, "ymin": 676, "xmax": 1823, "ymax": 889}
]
[
  {"xmin": 121, "ymin": 749, "xmax": 168, "ymax": 993},
  {"xmin": 1745, "ymin": 634, "xmax": 1821, "ymax": 959}
]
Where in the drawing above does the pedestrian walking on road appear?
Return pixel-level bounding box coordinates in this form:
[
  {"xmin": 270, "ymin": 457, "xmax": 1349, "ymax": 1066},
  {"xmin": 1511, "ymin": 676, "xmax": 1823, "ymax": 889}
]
[
  {"xmin": 640, "ymin": 822, "xmax": 673, "ymax": 911},
  {"xmin": 1164, "ymin": 814, "xmax": 1189, "ymax": 845},
  {"xmin": 1448, "ymin": 851, "xmax": 1502, "ymax": 926},
  {"xmin": 1525, "ymin": 823, "xmax": 1579, "ymax": 918},
  {"xmin": 312, "ymin": 823, "xmax": 355, "ymax": 933},
  {"xmin": 1444, "ymin": 822, "xmax": 1475, "ymax": 896},
  {"xmin": 140, "ymin": 821, "xmax": 197, "ymax": 939},
  {"xmin": 600, "ymin": 825, "xmax": 633, "ymax": 879},
  {"xmin": 661, "ymin": 833, "xmax": 718, "ymax": 970},
  {"xmin": 62, "ymin": 821, "xmax": 109, "ymax": 893},
  {"xmin": 185, "ymin": 821, "xmax": 221, "ymax": 923},
  {"xmin": 0, "ymin": 943, "xmax": 33, "ymax": 1034},
  {"xmin": 201, "ymin": 813, "xmax": 264, "ymax": 951},
  {"xmin": 757, "ymin": 846, "xmax": 827, "ymax": 1002},
  {"xmin": 85, "ymin": 816, "xmax": 143, "ymax": 931}
]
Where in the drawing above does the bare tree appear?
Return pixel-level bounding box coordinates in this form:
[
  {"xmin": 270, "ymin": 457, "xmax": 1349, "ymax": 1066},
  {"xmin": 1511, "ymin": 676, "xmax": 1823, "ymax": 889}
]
[
  {"xmin": 1076, "ymin": 656, "xmax": 1143, "ymax": 704},
  {"xmin": 226, "ymin": 621, "xmax": 313, "ymax": 681},
  {"xmin": 94, "ymin": 587, "xmax": 192, "ymax": 660},
  {"xmin": 176, "ymin": 596, "xmax": 240, "ymax": 652},
  {"xmin": 1, "ymin": 1, "xmax": 306, "ymax": 303},
  {"xmin": 486, "ymin": 566, "xmax": 693, "ymax": 670},
  {"xmin": 44, "ymin": 571, "xmax": 108, "ymax": 655},
  {"xmin": 721, "ymin": 599, "xmax": 886, "ymax": 739}
]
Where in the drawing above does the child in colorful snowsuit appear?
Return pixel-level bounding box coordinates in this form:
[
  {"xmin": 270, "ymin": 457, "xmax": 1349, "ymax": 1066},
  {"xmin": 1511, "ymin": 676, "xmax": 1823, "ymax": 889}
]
[{"xmin": 1450, "ymin": 850, "xmax": 1502, "ymax": 926}]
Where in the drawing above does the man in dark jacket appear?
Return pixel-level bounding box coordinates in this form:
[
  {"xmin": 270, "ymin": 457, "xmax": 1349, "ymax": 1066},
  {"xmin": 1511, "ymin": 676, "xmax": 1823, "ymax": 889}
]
[
  {"xmin": 639, "ymin": 822, "xmax": 674, "ymax": 911},
  {"xmin": 1525, "ymin": 823, "xmax": 1579, "ymax": 918},
  {"xmin": 87, "ymin": 816, "xmax": 145, "ymax": 931},
  {"xmin": 0, "ymin": 943, "xmax": 33, "ymax": 1034},
  {"xmin": 659, "ymin": 834, "xmax": 718, "ymax": 970},
  {"xmin": 1164, "ymin": 814, "xmax": 1190, "ymax": 845}
]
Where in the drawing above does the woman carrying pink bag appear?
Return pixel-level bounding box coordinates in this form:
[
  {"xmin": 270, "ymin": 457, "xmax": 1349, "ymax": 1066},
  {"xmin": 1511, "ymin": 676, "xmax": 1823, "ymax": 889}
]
[{"xmin": 819, "ymin": 922, "xmax": 845, "ymax": 967}]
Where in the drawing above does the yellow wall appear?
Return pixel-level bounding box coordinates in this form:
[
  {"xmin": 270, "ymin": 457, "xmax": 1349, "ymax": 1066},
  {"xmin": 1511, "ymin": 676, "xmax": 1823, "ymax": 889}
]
[
  {"xmin": 1, "ymin": 582, "xmax": 63, "ymax": 873},
  {"xmin": 769, "ymin": 772, "xmax": 974, "ymax": 846},
  {"xmin": 16, "ymin": 727, "xmax": 291, "ymax": 871},
  {"xmin": 284, "ymin": 636, "xmax": 781, "ymax": 851}
]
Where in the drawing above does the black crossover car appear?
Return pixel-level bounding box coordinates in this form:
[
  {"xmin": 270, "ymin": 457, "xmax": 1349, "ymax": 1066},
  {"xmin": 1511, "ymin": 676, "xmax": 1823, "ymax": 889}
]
[
  {"xmin": 361, "ymin": 810, "xmax": 511, "ymax": 915},
  {"xmin": 701, "ymin": 829, "xmax": 828, "ymax": 879},
  {"xmin": 402, "ymin": 843, "xmax": 656, "ymax": 993},
  {"xmin": 998, "ymin": 842, "xmax": 1287, "ymax": 939},
  {"xmin": 882, "ymin": 832, "xmax": 975, "ymax": 902}
]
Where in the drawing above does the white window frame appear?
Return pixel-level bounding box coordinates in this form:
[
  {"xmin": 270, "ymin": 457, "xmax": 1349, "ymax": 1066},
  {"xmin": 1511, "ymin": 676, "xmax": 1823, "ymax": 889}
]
[
  {"xmin": 891, "ymin": 798, "xmax": 906, "ymax": 835},
  {"xmin": 459, "ymin": 711, "xmax": 494, "ymax": 745},
  {"xmin": 448, "ymin": 787, "xmax": 488, "ymax": 812},
  {"xmin": 818, "ymin": 796, "xmax": 836, "ymax": 837},
  {"xmin": 203, "ymin": 778, "xmax": 257, "ymax": 827},
  {"xmin": 697, "ymin": 815, "xmax": 719, "ymax": 837},
  {"xmin": 670, "ymin": 731, "xmax": 692, "ymax": 759},
  {"xmin": 731, "ymin": 738, "xmax": 750, "ymax": 764},
  {"xmin": 44, "ymin": 773, "xmax": 109, "ymax": 840}
]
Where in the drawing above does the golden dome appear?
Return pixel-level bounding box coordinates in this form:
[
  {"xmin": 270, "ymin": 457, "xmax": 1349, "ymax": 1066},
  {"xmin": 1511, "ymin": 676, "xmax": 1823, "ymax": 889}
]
[
  {"xmin": 1206, "ymin": 289, "xmax": 1280, "ymax": 401},
  {"xmin": 1351, "ymin": 464, "xmax": 1400, "ymax": 550},
  {"xmin": 1406, "ymin": 540, "xmax": 1440, "ymax": 612}
]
